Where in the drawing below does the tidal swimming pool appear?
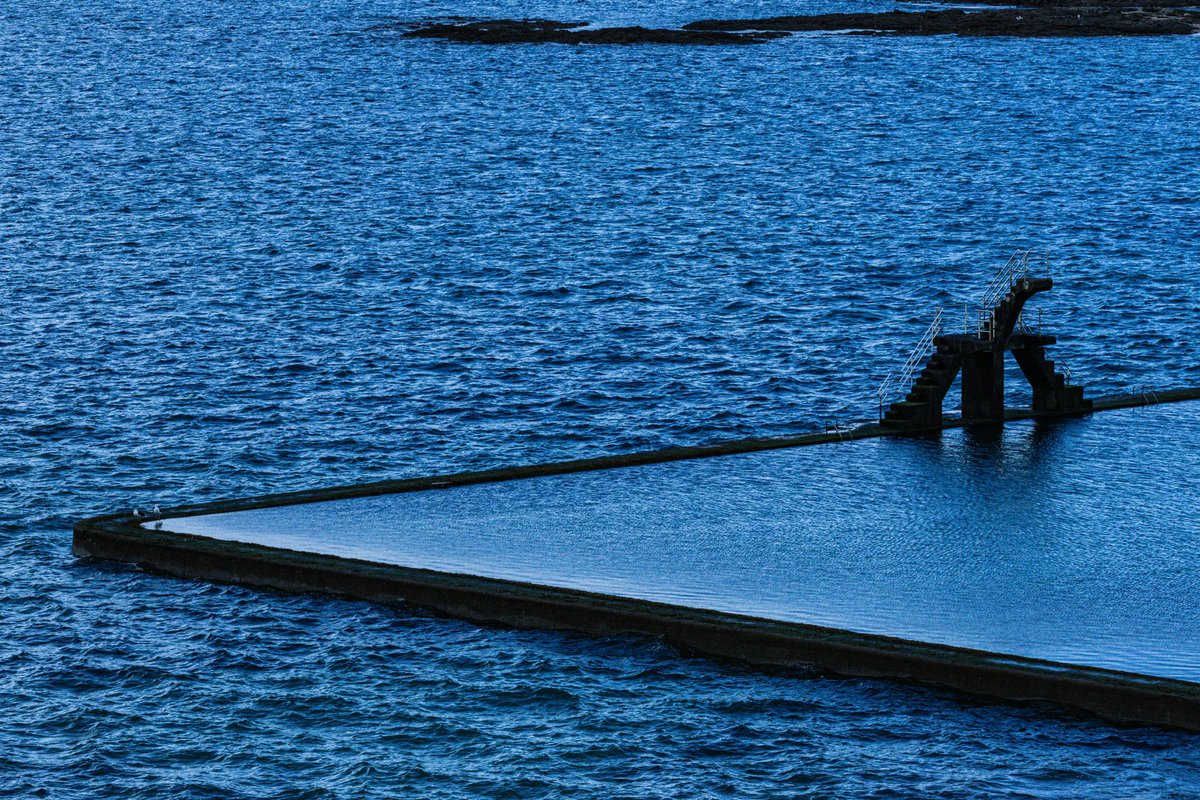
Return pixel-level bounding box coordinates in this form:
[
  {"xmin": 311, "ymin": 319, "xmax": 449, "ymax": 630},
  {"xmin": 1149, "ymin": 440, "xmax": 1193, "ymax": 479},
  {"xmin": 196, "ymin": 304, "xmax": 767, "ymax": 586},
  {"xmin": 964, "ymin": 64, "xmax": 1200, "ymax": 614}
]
[{"xmin": 161, "ymin": 402, "xmax": 1200, "ymax": 681}]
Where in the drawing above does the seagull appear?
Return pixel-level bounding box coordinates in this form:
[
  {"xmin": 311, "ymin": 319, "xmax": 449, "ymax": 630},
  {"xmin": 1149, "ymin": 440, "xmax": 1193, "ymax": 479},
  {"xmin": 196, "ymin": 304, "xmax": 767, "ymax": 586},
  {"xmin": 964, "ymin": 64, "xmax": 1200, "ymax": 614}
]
[
  {"xmin": 152, "ymin": 505, "xmax": 161, "ymax": 519},
  {"xmin": 132, "ymin": 509, "xmax": 142, "ymax": 518}
]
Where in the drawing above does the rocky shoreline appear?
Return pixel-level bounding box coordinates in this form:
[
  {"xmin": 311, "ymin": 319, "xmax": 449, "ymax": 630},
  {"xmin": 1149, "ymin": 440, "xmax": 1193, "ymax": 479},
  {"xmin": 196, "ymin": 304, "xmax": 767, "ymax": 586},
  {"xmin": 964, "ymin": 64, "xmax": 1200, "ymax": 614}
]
[
  {"xmin": 398, "ymin": 19, "xmax": 785, "ymax": 45},
  {"xmin": 396, "ymin": 5, "xmax": 1200, "ymax": 43},
  {"xmin": 686, "ymin": 7, "xmax": 1200, "ymax": 37}
]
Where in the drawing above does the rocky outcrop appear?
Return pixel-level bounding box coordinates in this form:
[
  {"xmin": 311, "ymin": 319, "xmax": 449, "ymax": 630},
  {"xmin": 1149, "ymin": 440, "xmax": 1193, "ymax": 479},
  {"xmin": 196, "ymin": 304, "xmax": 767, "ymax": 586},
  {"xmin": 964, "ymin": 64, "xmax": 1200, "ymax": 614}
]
[
  {"xmin": 684, "ymin": 8, "xmax": 1200, "ymax": 37},
  {"xmin": 398, "ymin": 19, "xmax": 787, "ymax": 45},
  {"xmin": 397, "ymin": 6, "xmax": 1200, "ymax": 44}
]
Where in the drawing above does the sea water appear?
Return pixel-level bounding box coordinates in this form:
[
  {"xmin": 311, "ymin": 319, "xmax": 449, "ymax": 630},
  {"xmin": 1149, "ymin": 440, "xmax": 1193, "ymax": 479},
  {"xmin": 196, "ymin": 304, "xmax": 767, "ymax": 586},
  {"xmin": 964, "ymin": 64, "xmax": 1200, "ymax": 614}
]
[{"xmin": 4, "ymin": 0, "xmax": 1200, "ymax": 795}]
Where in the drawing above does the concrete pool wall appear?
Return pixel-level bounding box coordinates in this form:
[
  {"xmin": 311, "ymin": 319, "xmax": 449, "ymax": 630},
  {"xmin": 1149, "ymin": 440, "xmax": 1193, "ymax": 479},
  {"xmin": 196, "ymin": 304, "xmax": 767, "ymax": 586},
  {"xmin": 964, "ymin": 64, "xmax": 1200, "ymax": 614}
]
[{"xmin": 74, "ymin": 388, "xmax": 1200, "ymax": 730}]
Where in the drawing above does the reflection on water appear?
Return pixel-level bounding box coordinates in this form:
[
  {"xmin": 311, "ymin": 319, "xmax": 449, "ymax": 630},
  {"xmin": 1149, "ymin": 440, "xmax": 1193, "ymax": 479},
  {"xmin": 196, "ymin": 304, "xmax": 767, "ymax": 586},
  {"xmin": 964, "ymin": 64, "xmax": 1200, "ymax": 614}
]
[{"xmin": 165, "ymin": 403, "xmax": 1200, "ymax": 681}]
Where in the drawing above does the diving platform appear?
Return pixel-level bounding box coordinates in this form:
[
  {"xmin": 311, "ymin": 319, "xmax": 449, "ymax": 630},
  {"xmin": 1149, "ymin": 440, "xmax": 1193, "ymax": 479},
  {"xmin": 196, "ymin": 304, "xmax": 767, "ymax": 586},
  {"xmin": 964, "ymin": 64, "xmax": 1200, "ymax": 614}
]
[{"xmin": 879, "ymin": 252, "xmax": 1092, "ymax": 431}]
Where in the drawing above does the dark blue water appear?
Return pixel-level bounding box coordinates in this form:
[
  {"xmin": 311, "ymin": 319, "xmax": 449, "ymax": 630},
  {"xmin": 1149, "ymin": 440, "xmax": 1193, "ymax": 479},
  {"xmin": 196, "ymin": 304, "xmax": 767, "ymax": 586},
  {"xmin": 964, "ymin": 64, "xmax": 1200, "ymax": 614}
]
[{"xmin": 3, "ymin": 0, "xmax": 1200, "ymax": 796}]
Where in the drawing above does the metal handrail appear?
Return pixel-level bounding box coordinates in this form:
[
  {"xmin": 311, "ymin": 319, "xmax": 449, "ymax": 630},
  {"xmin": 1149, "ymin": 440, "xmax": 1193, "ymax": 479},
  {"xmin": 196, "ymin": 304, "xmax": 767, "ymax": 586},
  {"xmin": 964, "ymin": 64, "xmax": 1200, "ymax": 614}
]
[
  {"xmin": 1014, "ymin": 308, "xmax": 1043, "ymax": 337},
  {"xmin": 978, "ymin": 249, "xmax": 1033, "ymax": 339},
  {"xmin": 877, "ymin": 309, "xmax": 943, "ymax": 414},
  {"xmin": 826, "ymin": 420, "xmax": 853, "ymax": 440},
  {"xmin": 876, "ymin": 375, "xmax": 894, "ymax": 422},
  {"xmin": 980, "ymin": 250, "xmax": 1029, "ymax": 312}
]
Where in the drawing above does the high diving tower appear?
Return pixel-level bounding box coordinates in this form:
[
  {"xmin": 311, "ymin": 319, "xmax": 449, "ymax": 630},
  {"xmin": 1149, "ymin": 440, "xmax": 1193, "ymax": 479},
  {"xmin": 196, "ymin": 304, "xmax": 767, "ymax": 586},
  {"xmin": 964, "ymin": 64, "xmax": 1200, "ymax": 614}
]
[{"xmin": 878, "ymin": 251, "xmax": 1092, "ymax": 431}]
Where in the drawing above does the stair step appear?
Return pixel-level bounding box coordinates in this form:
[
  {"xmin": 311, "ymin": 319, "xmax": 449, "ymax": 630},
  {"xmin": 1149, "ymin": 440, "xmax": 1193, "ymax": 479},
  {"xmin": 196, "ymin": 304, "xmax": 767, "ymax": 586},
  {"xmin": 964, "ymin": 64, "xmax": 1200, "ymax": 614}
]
[{"xmin": 886, "ymin": 401, "xmax": 927, "ymax": 418}]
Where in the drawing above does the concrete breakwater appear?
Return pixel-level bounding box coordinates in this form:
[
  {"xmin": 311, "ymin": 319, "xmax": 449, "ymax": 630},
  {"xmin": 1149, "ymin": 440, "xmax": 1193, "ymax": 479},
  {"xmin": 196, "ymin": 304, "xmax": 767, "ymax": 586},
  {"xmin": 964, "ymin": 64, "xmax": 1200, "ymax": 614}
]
[{"xmin": 75, "ymin": 388, "xmax": 1200, "ymax": 730}]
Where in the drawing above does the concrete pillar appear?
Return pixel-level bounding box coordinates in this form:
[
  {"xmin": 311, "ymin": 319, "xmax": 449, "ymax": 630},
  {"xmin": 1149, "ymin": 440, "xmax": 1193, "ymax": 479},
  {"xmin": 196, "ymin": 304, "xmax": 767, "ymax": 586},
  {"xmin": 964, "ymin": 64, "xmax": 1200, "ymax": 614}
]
[
  {"xmin": 961, "ymin": 350, "xmax": 1005, "ymax": 423},
  {"xmin": 1011, "ymin": 346, "xmax": 1059, "ymax": 412}
]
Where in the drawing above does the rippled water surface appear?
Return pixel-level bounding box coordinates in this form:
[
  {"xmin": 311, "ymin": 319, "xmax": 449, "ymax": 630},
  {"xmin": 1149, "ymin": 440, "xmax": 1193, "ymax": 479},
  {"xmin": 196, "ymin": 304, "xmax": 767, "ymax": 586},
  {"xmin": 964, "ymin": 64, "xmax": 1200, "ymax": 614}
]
[{"xmin": 4, "ymin": 0, "xmax": 1200, "ymax": 796}]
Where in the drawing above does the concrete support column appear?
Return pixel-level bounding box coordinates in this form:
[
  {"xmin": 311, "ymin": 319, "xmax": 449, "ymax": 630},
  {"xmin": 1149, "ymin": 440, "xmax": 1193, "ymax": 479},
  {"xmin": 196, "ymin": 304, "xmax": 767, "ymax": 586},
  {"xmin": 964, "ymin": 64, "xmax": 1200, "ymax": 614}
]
[
  {"xmin": 1011, "ymin": 346, "xmax": 1058, "ymax": 412},
  {"xmin": 961, "ymin": 350, "xmax": 1005, "ymax": 423}
]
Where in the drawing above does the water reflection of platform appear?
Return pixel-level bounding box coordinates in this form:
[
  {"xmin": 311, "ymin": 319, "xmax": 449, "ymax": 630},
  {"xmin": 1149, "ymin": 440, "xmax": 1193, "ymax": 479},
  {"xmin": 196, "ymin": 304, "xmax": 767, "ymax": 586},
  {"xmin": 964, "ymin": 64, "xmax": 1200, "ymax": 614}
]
[{"xmin": 157, "ymin": 403, "xmax": 1200, "ymax": 684}]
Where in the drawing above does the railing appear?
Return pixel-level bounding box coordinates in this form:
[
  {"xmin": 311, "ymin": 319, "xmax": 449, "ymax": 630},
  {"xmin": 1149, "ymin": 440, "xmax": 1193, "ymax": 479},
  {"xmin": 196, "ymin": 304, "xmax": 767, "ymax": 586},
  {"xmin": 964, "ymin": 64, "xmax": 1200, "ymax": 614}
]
[
  {"xmin": 876, "ymin": 308, "xmax": 943, "ymax": 420},
  {"xmin": 825, "ymin": 420, "xmax": 855, "ymax": 440},
  {"xmin": 977, "ymin": 249, "xmax": 1033, "ymax": 340},
  {"xmin": 876, "ymin": 376, "xmax": 894, "ymax": 422},
  {"xmin": 1014, "ymin": 308, "xmax": 1043, "ymax": 337},
  {"xmin": 1133, "ymin": 384, "xmax": 1158, "ymax": 406}
]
